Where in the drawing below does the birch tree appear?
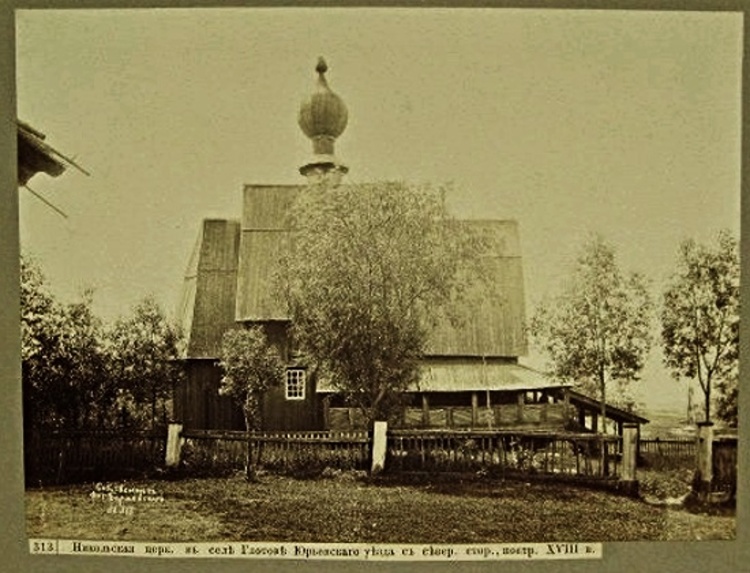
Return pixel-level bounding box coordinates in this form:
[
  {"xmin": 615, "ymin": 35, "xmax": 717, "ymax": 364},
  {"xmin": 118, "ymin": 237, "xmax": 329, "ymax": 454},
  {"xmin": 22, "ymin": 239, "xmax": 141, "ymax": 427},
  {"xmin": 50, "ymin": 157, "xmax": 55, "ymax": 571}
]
[
  {"xmin": 219, "ymin": 327, "xmax": 285, "ymax": 479},
  {"xmin": 661, "ymin": 231, "xmax": 739, "ymax": 424},
  {"xmin": 530, "ymin": 235, "xmax": 652, "ymax": 431}
]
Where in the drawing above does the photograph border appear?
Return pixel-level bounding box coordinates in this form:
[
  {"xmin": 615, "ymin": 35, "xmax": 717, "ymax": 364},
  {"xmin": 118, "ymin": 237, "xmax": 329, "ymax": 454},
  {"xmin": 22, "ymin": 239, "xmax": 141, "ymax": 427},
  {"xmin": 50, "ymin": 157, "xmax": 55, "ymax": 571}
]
[{"xmin": 2, "ymin": 1, "xmax": 748, "ymax": 571}]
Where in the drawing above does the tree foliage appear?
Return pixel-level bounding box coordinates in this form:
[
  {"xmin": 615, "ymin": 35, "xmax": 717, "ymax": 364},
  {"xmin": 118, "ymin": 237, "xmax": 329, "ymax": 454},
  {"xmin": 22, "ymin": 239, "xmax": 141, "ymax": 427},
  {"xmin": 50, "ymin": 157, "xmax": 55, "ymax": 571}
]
[
  {"xmin": 21, "ymin": 256, "xmax": 184, "ymax": 430},
  {"xmin": 661, "ymin": 231, "xmax": 739, "ymax": 424},
  {"xmin": 278, "ymin": 181, "xmax": 491, "ymax": 426},
  {"xmin": 529, "ymin": 235, "xmax": 652, "ymax": 429},
  {"xmin": 21, "ymin": 257, "xmax": 109, "ymax": 430},
  {"xmin": 107, "ymin": 296, "xmax": 185, "ymax": 429},
  {"xmin": 218, "ymin": 327, "xmax": 285, "ymax": 432}
]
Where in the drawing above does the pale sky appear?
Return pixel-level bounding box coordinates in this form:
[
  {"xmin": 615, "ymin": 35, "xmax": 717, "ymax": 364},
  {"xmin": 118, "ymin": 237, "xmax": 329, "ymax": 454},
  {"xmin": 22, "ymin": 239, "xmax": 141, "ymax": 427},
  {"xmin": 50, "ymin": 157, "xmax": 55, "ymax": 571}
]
[{"xmin": 15, "ymin": 8, "xmax": 742, "ymax": 412}]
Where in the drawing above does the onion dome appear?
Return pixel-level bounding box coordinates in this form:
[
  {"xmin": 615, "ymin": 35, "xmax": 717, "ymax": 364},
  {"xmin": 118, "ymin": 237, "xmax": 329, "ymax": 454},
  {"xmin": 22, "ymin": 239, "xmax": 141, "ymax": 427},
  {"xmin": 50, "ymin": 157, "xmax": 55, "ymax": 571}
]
[
  {"xmin": 298, "ymin": 57, "xmax": 348, "ymax": 155},
  {"xmin": 298, "ymin": 58, "xmax": 348, "ymax": 184}
]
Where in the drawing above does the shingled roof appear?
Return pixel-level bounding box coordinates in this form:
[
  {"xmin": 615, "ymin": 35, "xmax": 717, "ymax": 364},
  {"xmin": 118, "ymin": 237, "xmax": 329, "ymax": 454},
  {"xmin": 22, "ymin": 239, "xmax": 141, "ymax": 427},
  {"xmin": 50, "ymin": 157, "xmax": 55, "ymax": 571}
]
[
  {"xmin": 178, "ymin": 219, "xmax": 241, "ymax": 358},
  {"xmin": 235, "ymin": 184, "xmax": 302, "ymax": 321},
  {"xmin": 180, "ymin": 185, "xmax": 528, "ymax": 360},
  {"xmin": 425, "ymin": 220, "xmax": 526, "ymax": 357}
]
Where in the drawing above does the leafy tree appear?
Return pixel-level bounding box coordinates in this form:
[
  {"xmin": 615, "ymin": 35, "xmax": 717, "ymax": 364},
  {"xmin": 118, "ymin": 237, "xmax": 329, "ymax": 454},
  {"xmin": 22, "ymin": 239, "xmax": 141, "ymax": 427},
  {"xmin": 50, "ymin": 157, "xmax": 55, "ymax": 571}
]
[
  {"xmin": 219, "ymin": 327, "xmax": 285, "ymax": 479},
  {"xmin": 107, "ymin": 296, "xmax": 185, "ymax": 430},
  {"xmin": 219, "ymin": 327, "xmax": 285, "ymax": 432},
  {"xmin": 661, "ymin": 231, "xmax": 739, "ymax": 424},
  {"xmin": 21, "ymin": 259, "xmax": 184, "ymax": 431},
  {"xmin": 278, "ymin": 181, "xmax": 490, "ymax": 427},
  {"xmin": 529, "ymin": 235, "xmax": 652, "ymax": 432},
  {"xmin": 21, "ymin": 255, "xmax": 65, "ymax": 430},
  {"xmin": 21, "ymin": 257, "xmax": 111, "ymax": 429},
  {"xmin": 716, "ymin": 373, "xmax": 738, "ymax": 427}
]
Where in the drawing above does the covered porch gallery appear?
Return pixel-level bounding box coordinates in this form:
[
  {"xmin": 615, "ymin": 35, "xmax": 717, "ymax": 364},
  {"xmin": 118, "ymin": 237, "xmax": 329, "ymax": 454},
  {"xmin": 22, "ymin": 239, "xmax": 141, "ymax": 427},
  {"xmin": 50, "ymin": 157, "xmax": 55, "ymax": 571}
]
[{"xmin": 318, "ymin": 361, "xmax": 648, "ymax": 434}]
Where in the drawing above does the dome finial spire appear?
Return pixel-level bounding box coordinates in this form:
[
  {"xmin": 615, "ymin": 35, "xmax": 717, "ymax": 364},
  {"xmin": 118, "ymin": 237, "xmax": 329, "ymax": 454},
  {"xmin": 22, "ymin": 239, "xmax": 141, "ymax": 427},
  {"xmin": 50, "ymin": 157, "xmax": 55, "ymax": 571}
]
[{"xmin": 298, "ymin": 56, "xmax": 349, "ymax": 184}]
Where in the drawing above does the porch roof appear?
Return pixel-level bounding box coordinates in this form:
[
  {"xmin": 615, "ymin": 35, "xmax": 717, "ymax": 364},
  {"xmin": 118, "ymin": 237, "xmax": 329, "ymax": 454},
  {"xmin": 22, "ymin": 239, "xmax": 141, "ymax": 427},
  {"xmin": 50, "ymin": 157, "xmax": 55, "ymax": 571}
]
[
  {"xmin": 316, "ymin": 361, "xmax": 569, "ymax": 394},
  {"xmin": 567, "ymin": 389, "xmax": 650, "ymax": 425}
]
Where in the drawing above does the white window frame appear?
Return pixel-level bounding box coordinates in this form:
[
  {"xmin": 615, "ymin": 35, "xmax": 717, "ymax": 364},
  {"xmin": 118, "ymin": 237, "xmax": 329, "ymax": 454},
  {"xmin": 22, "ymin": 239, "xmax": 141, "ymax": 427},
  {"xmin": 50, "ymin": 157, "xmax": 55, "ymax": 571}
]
[{"xmin": 285, "ymin": 368, "xmax": 306, "ymax": 401}]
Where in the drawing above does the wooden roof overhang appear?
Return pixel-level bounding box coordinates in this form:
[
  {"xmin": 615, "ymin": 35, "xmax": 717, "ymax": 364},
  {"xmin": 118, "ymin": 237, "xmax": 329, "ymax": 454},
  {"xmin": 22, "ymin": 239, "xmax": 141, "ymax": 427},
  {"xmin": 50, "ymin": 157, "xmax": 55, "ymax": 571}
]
[
  {"xmin": 566, "ymin": 389, "xmax": 649, "ymax": 425},
  {"xmin": 17, "ymin": 120, "xmax": 88, "ymax": 186}
]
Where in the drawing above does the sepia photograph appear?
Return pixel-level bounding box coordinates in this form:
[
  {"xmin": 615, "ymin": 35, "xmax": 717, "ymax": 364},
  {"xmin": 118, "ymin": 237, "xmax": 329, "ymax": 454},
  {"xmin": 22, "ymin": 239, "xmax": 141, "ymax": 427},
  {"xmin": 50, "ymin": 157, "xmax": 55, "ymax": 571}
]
[{"xmin": 6, "ymin": 5, "xmax": 744, "ymax": 569}]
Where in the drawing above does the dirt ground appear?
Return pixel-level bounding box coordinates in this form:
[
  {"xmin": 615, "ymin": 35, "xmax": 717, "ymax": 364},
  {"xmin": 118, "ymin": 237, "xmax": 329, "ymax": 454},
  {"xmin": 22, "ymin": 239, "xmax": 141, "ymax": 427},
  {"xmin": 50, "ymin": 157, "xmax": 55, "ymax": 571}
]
[{"xmin": 25, "ymin": 472, "xmax": 735, "ymax": 543}]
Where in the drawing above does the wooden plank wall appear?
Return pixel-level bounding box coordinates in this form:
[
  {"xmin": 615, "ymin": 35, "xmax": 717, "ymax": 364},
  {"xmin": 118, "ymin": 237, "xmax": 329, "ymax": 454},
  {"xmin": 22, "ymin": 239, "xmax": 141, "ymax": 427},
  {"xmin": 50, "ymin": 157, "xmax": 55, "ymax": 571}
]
[{"xmin": 176, "ymin": 360, "xmax": 245, "ymax": 431}]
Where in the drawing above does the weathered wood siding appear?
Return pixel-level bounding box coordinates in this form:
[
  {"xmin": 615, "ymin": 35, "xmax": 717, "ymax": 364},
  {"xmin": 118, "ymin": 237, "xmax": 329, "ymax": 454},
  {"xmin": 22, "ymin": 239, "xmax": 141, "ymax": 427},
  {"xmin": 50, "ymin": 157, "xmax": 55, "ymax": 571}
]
[
  {"xmin": 178, "ymin": 356, "xmax": 323, "ymax": 431},
  {"xmin": 262, "ymin": 369, "xmax": 323, "ymax": 431},
  {"xmin": 175, "ymin": 360, "xmax": 244, "ymax": 430}
]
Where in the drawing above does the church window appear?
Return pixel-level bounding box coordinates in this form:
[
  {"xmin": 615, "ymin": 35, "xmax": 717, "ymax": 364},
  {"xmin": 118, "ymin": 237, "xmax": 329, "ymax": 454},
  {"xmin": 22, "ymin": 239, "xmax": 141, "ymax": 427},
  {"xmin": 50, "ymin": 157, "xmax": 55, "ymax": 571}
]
[{"xmin": 285, "ymin": 369, "xmax": 306, "ymax": 400}]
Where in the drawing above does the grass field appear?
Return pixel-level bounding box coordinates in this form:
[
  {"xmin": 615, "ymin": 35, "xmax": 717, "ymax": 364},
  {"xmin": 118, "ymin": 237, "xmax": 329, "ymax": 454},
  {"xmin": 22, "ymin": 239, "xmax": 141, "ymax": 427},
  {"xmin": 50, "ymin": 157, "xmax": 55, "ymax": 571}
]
[{"xmin": 25, "ymin": 472, "xmax": 735, "ymax": 543}]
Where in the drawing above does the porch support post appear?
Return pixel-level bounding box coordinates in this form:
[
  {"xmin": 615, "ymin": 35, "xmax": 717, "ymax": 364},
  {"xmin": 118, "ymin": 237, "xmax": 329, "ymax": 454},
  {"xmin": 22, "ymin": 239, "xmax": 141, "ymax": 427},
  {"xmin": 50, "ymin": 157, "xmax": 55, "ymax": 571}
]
[
  {"xmin": 516, "ymin": 391, "xmax": 524, "ymax": 423},
  {"xmin": 421, "ymin": 394, "xmax": 430, "ymax": 427},
  {"xmin": 471, "ymin": 392, "xmax": 479, "ymax": 427},
  {"xmin": 322, "ymin": 395, "xmax": 331, "ymax": 430}
]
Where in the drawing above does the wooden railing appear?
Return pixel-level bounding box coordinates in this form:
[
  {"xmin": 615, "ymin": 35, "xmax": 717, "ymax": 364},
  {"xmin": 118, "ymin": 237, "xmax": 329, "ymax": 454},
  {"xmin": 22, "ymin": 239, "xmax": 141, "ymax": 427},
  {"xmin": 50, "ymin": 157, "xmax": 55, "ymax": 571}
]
[
  {"xmin": 386, "ymin": 429, "xmax": 622, "ymax": 481},
  {"xmin": 329, "ymin": 403, "xmax": 570, "ymax": 431},
  {"xmin": 25, "ymin": 429, "xmax": 167, "ymax": 486}
]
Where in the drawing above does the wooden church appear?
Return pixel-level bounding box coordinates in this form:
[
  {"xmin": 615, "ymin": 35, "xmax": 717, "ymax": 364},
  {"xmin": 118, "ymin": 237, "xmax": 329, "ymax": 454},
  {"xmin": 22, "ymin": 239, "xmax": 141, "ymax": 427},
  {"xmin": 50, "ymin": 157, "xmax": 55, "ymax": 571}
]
[{"xmin": 174, "ymin": 58, "xmax": 648, "ymax": 435}]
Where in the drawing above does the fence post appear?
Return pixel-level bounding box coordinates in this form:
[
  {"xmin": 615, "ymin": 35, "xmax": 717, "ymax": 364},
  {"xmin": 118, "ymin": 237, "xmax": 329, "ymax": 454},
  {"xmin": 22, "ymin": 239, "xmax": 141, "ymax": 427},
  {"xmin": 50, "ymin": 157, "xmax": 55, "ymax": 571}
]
[
  {"xmin": 619, "ymin": 423, "xmax": 638, "ymax": 496},
  {"xmin": 371, "ymin": 421, "xmax": 388, "ymax": 475},
  {"xmin": 694, "ymin": 421, "xmax": 714, "ymax": 501},
  {"xmin": 165, "ymin": 423, "xmax": 184, "ymax": 467}
]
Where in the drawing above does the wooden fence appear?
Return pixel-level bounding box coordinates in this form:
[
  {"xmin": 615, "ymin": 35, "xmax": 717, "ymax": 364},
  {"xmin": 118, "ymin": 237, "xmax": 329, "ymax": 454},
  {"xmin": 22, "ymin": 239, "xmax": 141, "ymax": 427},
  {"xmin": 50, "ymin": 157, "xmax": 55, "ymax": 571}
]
[
  {"xmin": 29, "ymin": 424, "xmax": 730, "ymax": 501},
  {"xmin": 638, "ymin": 438, "xmax": 696, "ymax": 470},
  {"xmin": 386, "ymin": 430, "xmax": 623, "ymax": 483},
  {"xmin": 180, "ymin": 429, "xmax": 371, "ymax": 475},
  {"xmin": 25, "ymin": 429, "xmax": 167, "ymax": 486}
]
